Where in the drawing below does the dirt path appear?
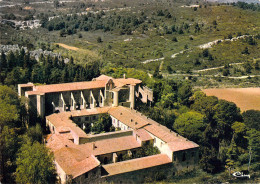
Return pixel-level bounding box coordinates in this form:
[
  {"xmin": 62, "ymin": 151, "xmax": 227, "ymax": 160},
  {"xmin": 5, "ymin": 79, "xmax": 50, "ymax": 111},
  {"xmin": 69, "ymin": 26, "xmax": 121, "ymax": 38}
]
[
  {"xmin": 142, "ymin": 57, "xmax": 164, "ymax": 64},
  {"xmin": 142, "ymin": 35, "xmax": 252, "ymax": 65},
  {"xmin": 193, "ymin": 62, "xmax": 244, "ymax": 73},
  {"xmin": 56, "ymin": 43, "xmax": 79, "ymax": 51},
  {"xmin": 163, "ymin": 73, "xmax": 260, "ymax": 79}
]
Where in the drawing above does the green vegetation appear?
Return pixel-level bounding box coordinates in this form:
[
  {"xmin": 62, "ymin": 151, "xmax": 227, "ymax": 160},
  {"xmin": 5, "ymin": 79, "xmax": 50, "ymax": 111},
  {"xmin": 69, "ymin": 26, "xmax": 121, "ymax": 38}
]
[
  {"xmin": 0, "ymin": 85, "xmax": 56, "ymax": 183},
  {"xmin": 129, "ymin": 74, "xmax": 260, "ymax": 179},
  {"xmin": 1, "ymin": 0, "xmax": 260, "ymax": 183},
  {"xmin": 173, "ymin": 111, "xmax": 206, "ymax": 144},
  {"xmin": 0, "ymin": 50, "xmax": 100, "ymax": 86},
  {"xmin": 90, "ymin": 114, "xmax": 114, "ymax": 134},
  {"xmin": 2, "ymin": 0, "xmax": 259, "ymax": 87},
  {"xmin": 122, "ymin": 144, "xmax": 160, "ymax": 162},
  {"xmin": 16, "ymin": 141, "xmax": 56, "ymax": 184}
]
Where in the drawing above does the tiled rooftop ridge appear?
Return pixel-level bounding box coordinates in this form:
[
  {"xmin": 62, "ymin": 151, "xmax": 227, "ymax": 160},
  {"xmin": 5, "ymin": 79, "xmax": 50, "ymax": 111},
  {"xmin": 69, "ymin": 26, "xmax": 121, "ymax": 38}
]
[{"xmin": 23, "ymin": 75, "xmax": 142, "ymax": 95}]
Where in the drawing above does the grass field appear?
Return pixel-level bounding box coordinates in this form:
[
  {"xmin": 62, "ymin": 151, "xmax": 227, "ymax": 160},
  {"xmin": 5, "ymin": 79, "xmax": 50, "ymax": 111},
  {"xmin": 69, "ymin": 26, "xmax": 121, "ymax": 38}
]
[{"xmin": 203, "ymin": 88, "xmax": 260, "ymax": 111}]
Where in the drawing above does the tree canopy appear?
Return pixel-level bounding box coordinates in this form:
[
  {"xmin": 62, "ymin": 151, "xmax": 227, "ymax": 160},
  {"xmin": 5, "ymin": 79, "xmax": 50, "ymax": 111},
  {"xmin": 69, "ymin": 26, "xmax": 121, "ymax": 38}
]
[
  {"xmin": 174, "ymin": 111, "xmax": 206, "ymax": 143},
  {"xmin": 242, "ymin": 110, "xmax": 260, "ymax": 131},
  {"xmin": 16, "ymin": 141, "xmax": 56, "ymax": 184}
]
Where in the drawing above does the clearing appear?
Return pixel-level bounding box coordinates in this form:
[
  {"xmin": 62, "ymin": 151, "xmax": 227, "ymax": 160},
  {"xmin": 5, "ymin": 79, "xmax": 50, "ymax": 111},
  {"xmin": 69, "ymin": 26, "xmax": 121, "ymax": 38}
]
[
  {"xmin": 56, "ymin": 43, "xmax": 79, "ymax": 51},
  {"xmin": 203, "ymin": 88, "xmax": 260, "ymax": 112}
]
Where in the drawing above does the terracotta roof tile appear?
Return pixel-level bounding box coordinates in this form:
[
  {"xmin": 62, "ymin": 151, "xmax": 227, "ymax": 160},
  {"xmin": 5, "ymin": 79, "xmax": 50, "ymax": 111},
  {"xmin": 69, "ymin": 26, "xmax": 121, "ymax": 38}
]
[
  {"xmin": 79, "ymin": 135, "xmax": 141, "ymax": 156},
  {"xmin": 19, "ymin": 83, "xmax": 34, "ymax": 87},
  {"xmin": 114, "ymin": 78, "xmax": 142, "ymax": 86},
  {"xmin": 103, "ymin": 154, "xmax": 171, "ymax": 176},
  {"xmin": 46, "ymin": 107, "xmax": 111, "ymax": 137},
  {"xmin": 93, "ymin": 75, "xmax": 113, "ymax": 81},
  {"xmin": 71, "ymin": 155, "xmax": 100, "ymax": 178},
  {"xmin": 167, "ymin": 141, "xmax": 199, "ymax": 152},
  {"xmin": 34, "ymin": 80, "xmax": 107, "ymax": 93},
  {"xmin": 54, "ymin": 147, "xmax": 99, "ymax": 178},
  {"xmin": 108, "ymin": 106, "xmax": 150, "ymax": 129},
  {"xmin": 47, "ymin": 134, "xmax": 76, "ymax": 152},
  {"xmin": 136, "ymin": 129, "xmax": 153, "ymax": 141},
  {"xmin": 25, "ymin": 76, "xmax": 142, "ymax": 95}
]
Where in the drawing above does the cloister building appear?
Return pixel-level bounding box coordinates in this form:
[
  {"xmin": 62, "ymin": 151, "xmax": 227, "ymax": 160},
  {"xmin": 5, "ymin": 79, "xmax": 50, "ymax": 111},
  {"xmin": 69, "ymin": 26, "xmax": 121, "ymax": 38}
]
[{"xmin": 18, "ymin": 75, "xmax": 199, "ymax": 184}]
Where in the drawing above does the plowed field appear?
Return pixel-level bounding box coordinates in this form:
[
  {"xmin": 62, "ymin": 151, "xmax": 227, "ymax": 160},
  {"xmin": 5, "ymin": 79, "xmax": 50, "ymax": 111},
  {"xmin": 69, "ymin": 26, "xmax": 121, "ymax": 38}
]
[{"xmin": 203, "ymin": 88, "xmax": 260, "ymax": 112}]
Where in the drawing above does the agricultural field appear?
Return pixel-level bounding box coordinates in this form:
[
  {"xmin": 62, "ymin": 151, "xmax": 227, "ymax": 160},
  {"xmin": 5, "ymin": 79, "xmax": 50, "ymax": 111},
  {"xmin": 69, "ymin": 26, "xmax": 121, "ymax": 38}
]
[{"xmin": 203, "ymin": 88, "xmax": 260, "ymax": 111}]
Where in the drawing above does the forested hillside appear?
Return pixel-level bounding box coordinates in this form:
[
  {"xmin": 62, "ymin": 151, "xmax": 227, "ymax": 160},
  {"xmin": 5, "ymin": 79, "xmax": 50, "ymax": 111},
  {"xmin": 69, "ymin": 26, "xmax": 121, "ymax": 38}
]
[{"xmin": 0, "ymin": 0, "xmax": 259, "ymax": 183}]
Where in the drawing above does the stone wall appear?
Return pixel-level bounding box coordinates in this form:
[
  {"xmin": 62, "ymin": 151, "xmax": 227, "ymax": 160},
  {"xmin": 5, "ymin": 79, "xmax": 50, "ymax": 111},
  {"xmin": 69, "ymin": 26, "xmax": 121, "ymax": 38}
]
[
  {"xmin": 80, "ymin": 130, "xmax": 133, "ymax": 144},
  {"xmin": 173, "ymin": 148, "xmax": 199, "ymax": 173},
  {"xmin": 137, "ymin": 85, "xmax": 153, "ymax": 104},
  {"xmin": 101, "ymin": 163, "xmax": 174, "ymax": 184},
  {"xmin": 73, "ymin": 166, "xmax": 101, "ymax": 184}
]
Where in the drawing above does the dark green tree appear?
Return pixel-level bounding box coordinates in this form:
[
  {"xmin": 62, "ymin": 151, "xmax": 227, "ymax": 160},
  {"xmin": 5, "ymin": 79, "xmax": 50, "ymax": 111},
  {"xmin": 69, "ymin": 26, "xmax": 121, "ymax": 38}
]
[
  {"xmin": 7, "ymin": 51, "xmax": 16, "ymax": 71},
  {"xmin": 16, "ymin": 141, "xmax": 56, "ymax": 184},
  {"xmin": 97, "ymin": 36, "xmax": 102, "ymax": 43},
  {"xmin": 242, "ymin": 110, "xmax": 260, "ymax": 131},
  {"xmin": 177, "ymin": 82, "xmax": 192, "ymax": 106},
  {"xmin": 0, "ymin": 51, "xmax": 7, "ymax": 71},
  {"xmin": 174, "ymin": 111, "xmax": 206, "ymax": 143}
]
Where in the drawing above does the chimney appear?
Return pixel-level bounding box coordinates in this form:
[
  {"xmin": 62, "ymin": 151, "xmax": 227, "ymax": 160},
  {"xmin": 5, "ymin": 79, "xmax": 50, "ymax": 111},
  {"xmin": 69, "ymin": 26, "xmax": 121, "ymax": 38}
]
[
  {"xmin": 123, "ymin": 73, "xmax": 126, "ymax": 79},
  {"xmin": 93, "ymin": 143, "xmax": 96, "ymax": 150}
]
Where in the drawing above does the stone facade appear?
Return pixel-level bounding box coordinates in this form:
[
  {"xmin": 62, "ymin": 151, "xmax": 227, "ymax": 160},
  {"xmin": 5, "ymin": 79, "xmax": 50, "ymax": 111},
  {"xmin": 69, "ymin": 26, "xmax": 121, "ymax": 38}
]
[{"xmin": 19, "ymin": 75, "xmax": 142, "ymax": 118}]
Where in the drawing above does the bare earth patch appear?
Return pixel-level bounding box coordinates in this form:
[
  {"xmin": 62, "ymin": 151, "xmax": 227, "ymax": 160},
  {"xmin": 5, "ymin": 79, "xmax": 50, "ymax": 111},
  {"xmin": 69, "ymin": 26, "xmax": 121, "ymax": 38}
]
[
  {"xmin": 203, "ymin": 88, "xmax": 260, "ymax": 112},
  {"xmin": 23, "ymin": 6, "xmax": 33, "ymax": 10},
  {"xmin": 56, "ymin": 43, "xmax": 79, "ymax": 51}
]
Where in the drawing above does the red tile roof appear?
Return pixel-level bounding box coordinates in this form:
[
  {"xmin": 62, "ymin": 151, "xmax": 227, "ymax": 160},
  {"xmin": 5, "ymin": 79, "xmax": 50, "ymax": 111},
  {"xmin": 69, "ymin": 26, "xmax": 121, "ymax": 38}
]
[
  {"xmin": 30, "ymin": 80, "xmax": 107, "ymax": 94},
  {"xmin": 25, "ymin": 75, "xmax": 142, "ymax": 95},
  {"xmin": 93, "ymin": 75, "xmax": 113, "ymax": 81},
  {"xmin": 19, "ymin": 83, "xmax": 34, "ymax": 87},
  {"xmin": 79, "ymin": 135, "xmax": 141, "ymax": 156},
  {"xmin": 46, "ymin": 107, "xmax": 112, "ymax": 137},
  {"xmin": 46, "ymin": 105, "xmax": 199, "ymax": 179},
  {"xmin": 167, "ymin": 141, "xmax": 199, "ymax": 152},
  {"xmin": 108, "ymin": 106, "xmax": 150, "ymax": 129},
  {"xmin": 54, "ymin": 147, "xmax": 100, "ymax": 178},
  {"xmin": 102, "ymin": 154, "xmax": 171, "ymax": 176},
  {"xmin": 107, "ymin": 106, "xmax": 198, "ymax": 151},
  {"xmin": 136, "ymin": 129, "xmax": 153, "ymax": 141}
]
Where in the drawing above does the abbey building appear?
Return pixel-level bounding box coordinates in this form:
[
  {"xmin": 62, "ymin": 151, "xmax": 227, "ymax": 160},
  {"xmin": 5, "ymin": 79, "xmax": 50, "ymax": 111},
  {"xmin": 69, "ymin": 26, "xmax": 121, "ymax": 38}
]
[{"xmin": 18, "ymin": 75, "xmax": 199, "ymax": 184}]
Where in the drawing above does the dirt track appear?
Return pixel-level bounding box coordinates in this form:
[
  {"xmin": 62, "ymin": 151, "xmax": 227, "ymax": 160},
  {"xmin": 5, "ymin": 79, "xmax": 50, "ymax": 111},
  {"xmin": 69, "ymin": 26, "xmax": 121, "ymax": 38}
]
[
  {"xmin": 56, "ymin": 43, "xmax": 79, "ymax": 51},
  {"xmin": 203, "ymin": 88, "xmax": 260, "ymax": 111}
]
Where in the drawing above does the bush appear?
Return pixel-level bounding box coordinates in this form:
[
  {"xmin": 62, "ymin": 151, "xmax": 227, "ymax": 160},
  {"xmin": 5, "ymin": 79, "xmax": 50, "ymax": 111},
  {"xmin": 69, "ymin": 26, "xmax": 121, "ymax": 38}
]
[
  {"xmin": 172, "ymin": 37, "xmax": 178, "ymax": 42},
  {"xmin": 97, "ymin": 36, "xmax": 102, "ymax": 43}
]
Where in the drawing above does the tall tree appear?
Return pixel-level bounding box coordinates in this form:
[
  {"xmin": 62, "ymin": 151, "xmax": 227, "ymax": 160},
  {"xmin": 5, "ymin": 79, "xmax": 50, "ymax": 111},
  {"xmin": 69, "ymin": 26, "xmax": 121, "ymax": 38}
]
[
  {"xmin": 0, "ymin": 51, "xmax": 7, "ymax": 71},
  {"xmin": 7, "ymin": 51, "xmax": 16, "ymax": 71},
  {"xmin": 177, "ymin": 82, "xmax": 192, "ymax": 106},
  {"xmin": 242, "ymin": 110, "xmax": 260, "ymax": 131},
  {"xmin": 174, "ymin": 111, "xmax": 206, "ymax": 143},
  {"xmin": 0, "ymin": 86, "xmax": 20, "ymax": 183},
  {"xmin": 16, "ymin": 141, "xmax": 56, "ymax": 184}
]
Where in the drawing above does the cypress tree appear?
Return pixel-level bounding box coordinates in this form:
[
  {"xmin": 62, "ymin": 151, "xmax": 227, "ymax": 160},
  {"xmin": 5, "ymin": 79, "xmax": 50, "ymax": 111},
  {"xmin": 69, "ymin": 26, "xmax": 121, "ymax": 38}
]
[
  {"xmin": 0, "ymin": 51, "xmax": 7, "ymax": 71},
  {"xmin": 7, "ymin": 51, "xmax": 16, "ymax": 71}
]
